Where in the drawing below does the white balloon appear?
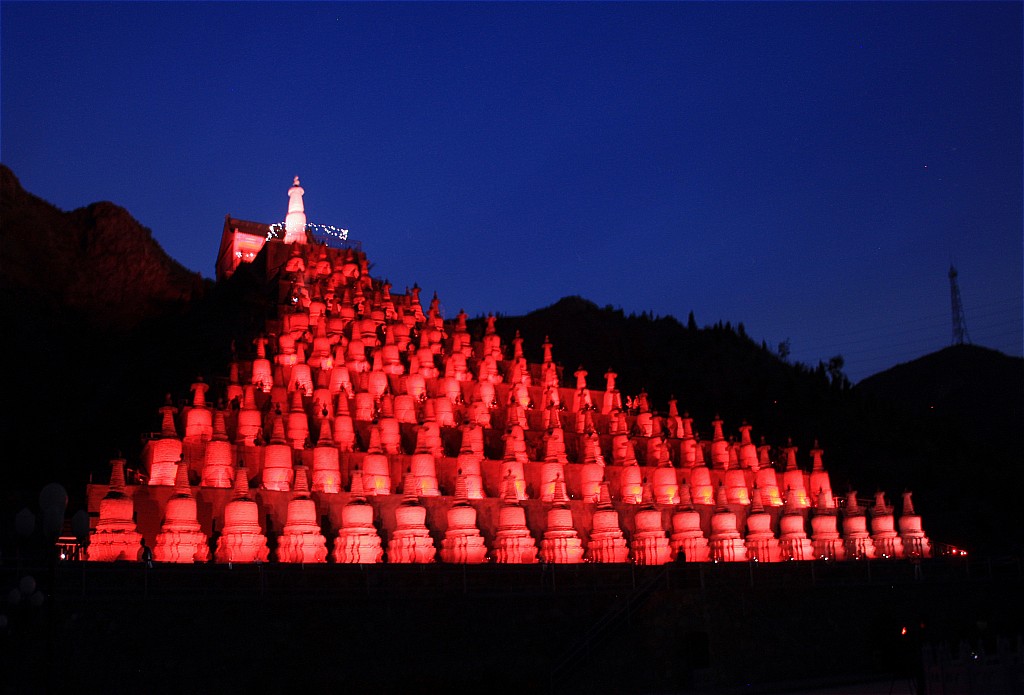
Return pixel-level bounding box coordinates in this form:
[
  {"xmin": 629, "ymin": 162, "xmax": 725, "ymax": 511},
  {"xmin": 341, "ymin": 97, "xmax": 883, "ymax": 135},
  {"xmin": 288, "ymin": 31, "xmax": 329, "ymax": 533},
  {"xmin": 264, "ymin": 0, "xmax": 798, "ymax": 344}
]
[
  {"xmin": 39, "ymin": 483, "xmax": 68, "ymax": 513},
  {"xmin": 19, "ymin": 576, "xmax": 36, "ymax": 595}
]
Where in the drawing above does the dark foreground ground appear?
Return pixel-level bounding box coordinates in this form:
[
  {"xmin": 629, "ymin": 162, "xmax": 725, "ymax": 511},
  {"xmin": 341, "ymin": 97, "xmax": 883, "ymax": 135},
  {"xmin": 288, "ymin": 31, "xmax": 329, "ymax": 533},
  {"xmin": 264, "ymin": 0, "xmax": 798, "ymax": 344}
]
[{"xmin": 3, "ymin": 558, "xmax": 1021, "ymax": 694}]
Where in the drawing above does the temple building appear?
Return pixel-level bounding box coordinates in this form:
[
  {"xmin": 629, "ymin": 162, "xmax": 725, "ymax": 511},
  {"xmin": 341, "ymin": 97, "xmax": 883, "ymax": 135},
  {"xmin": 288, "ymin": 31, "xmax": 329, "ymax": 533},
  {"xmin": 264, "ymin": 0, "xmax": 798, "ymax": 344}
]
[{"xmin": 84, "ymin": 178, "xmax": 932, "ymax": 566}]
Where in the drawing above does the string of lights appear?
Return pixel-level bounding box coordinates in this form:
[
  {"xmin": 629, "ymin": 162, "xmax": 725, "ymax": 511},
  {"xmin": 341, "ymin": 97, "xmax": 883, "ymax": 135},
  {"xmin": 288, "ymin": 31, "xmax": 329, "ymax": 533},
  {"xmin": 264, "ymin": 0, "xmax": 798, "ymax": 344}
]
[{"xmin": 267, "ymin": 222, "xmax": 350, "ymax": 241}]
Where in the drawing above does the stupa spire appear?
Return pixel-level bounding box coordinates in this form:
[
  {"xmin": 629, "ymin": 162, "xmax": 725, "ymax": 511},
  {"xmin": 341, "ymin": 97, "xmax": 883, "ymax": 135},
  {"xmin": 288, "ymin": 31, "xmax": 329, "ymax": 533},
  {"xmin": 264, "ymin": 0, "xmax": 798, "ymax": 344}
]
[
  {"xmin": 232, "ymin": 463, "xmax": 253, "ymax": 501},
  {"xmin": 749, "ymin": 485, "xmax": 765, "ymax": 514},
  {"xmin": 109, "ymin": 457, "xmax": 127, "ymax": 493},
  {"xmin": 678, "ymin": 482, "xmax": 694, "ymax": 511},
  {"xmin": 349, "ymin": 468, "xmax": 367, "ymax": 499}
]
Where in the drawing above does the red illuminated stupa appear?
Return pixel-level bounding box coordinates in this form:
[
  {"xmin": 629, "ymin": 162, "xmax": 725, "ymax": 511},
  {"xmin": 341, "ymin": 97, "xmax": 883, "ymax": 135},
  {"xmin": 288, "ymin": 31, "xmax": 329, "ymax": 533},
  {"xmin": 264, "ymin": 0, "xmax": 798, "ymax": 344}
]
[
  {"xmin": 587, "ymin": 482, "xmax": 630, "ymax": 563},
  {"xmin": 708, "ymin": 482, "xmax": 748, "ymax": 562},
  {"xmin": 492, "ymin": 471, "xmax": 539, "ymax": 564},
  {"xmin": 870, "ymin": 491, "xmax": 905, "ymax": 559},
  {"xmin": 200, "ymin": 410, "xmax": 234, "ymax": 488},
  {"xmin": 331, "ymin": 470, "xmax": 384, "ymax": 564},
  {"xmin": 145, "ymin": 395, "xmax": 183, "ymax": 486},
  {"xmin": 538, "ymin": 476, "xmax": 585, "ymax": 564},
  {"xmin": 898, "ymin": 491, "xmax": 932, "ymax": 558},
  {"xmin": 214, "ymin": 465, "xmax": 270, "ymax": 564},
  {"xmin": 275, "ymin": 466, "xmax": 328, "ymax": 563},
  {"xmin": 744, "ymin": 486, "xmax": 780, "ymax": 563},
  {"xmin": 439, "ymin": 471, "xmax": 488, "ymax": 564},
  {"xmin": 670, "ymin": 483, "xmax": 711, "ymax": 563},
  {"xmin": 85, "ymin": 459, "xmax": 143, "ymax": 562},
  {"xmin": 153, "ymin": 461, "xmax": 209, "ymax": 563},
  {"xmin": 387, "ymin": 480, "xmax": 437, "ymax": 564},
  {"xmin": 630, "ymin": 483, "xmax": 672, "ymax": 566},
  {"xmin": 778, "ymin": 487, "xmax": 815, "ymax": 561}
]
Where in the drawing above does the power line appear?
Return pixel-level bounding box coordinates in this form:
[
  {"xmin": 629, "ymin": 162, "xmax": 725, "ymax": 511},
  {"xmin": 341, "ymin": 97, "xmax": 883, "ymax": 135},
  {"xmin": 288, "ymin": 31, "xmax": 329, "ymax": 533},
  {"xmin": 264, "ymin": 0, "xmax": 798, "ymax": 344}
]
[
  {"xmin": 767, "ymin": 296, "xmax": 1019, "ymax": 348},
  {"xmin": 788, "ymin": 303, "xmax": 1020, "ymax": 355}
]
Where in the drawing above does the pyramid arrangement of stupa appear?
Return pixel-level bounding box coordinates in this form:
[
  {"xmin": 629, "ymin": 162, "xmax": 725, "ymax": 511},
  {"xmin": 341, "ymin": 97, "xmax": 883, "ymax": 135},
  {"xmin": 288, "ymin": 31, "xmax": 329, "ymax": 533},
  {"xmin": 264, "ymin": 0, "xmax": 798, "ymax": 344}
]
[{"xmin": 84, "ymin": 178, "xmax": 931, "ymax": 564}]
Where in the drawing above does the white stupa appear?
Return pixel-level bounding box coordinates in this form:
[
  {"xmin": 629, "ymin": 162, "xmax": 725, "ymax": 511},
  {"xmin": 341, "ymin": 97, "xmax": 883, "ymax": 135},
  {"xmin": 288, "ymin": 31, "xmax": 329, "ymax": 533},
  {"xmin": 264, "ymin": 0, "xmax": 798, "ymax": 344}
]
[{"xmin": 284, "ymin": 176, "xmax": 307, "ymax": 244}]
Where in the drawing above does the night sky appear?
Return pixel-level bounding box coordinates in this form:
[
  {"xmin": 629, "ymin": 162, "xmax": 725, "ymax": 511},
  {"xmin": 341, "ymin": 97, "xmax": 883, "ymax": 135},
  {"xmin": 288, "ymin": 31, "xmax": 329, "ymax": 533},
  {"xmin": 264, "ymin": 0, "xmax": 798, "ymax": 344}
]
[{"xmin": 3, "ymin": 2, "xmax": 1021, "ymax": 382}]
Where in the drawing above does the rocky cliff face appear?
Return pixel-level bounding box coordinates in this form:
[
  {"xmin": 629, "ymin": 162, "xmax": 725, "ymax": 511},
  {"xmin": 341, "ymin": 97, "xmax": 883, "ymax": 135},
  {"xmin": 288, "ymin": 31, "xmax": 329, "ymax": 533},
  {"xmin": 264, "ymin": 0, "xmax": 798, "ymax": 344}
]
[
  {"xmin": 1, "ymin": 165, "xmax": 215, "ymax": 512},
  {"xmin": 1, "ymin": 164, "xmax": 205, "ymax": 328}
]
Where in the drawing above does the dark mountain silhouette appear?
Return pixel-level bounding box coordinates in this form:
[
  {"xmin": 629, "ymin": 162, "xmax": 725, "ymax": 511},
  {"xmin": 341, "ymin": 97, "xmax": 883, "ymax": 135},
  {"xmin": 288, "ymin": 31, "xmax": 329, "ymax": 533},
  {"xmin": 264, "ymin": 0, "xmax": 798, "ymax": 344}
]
[
  {"xmin": 1, "ymin": 164, "xmax": 237, "ymax": 514},
  {"xmin": 470, "ymin": 296, "xmax": 850, "ymax": 442},
  {"xmin": 857, "ymin": 343, "xmax": 1022, "ymax": 440},
  {"xmin": 1, "ymin": 164, "xmax": 205, "ymax": 327},
  {"xmin": 1, "ymin": 165, "xmax": 1020, "ymax": 555},
  {"xmin": 852, "ymin": 345, "xmax": 1023, "ymax": 555}
]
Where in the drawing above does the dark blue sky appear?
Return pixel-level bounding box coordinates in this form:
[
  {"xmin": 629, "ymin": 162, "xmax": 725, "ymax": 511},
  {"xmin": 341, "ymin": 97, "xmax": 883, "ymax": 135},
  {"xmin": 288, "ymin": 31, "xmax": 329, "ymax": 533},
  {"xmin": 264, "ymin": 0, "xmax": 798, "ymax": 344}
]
[{"xmin": 3, "ymin": 2, "xmax": 1021, "ymax": 382}]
